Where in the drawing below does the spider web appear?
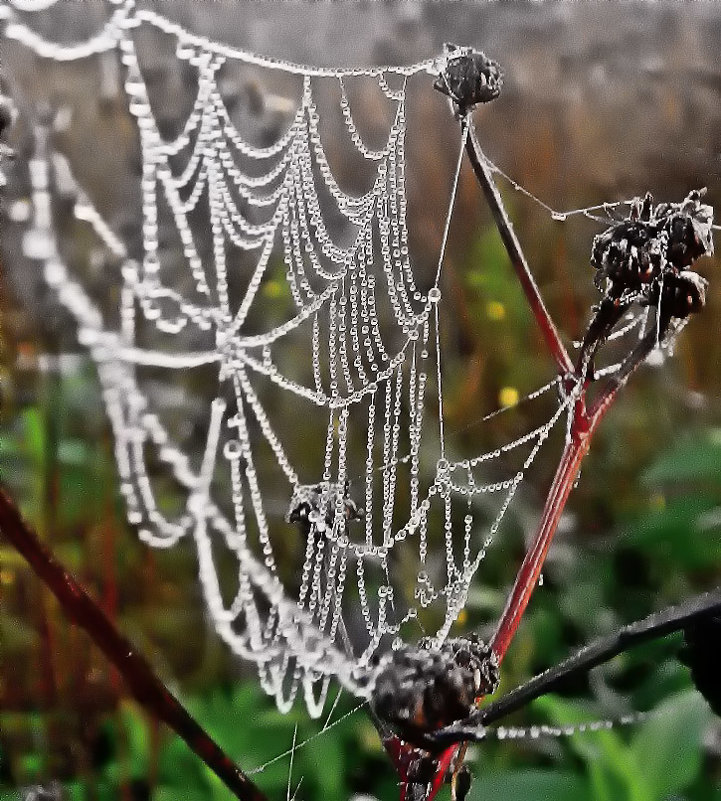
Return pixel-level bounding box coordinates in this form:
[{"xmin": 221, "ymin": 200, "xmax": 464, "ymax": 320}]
[{"xmin": 3, "ymin": 0, "xmax": 648, "ymax": 718}]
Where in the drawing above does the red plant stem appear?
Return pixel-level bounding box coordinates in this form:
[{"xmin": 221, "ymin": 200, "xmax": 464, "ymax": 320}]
[
  {"xmin": 491, "ymin": 330, "xmax": 660, "ymax": 664},
  {"xmin": 463, "ymin": 117, "xmax": 573, "ymax": 376},
  {"xmin": 491, "ymin": 408, "xmax": 593, "ymax": 662},
  {"xmin": 428, "ymin": 744, "xmax": 458, "ymax": 801},
  {"xmin": 0, "ymin": 485, "xmax": 267, "ymax": 801}
]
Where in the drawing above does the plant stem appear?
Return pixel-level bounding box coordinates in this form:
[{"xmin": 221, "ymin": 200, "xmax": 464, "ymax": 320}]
[
  {"xmin": 0, "ymin": 485, "xmax": 267, "ymax": 801},
  {"xmin": 429, "ymin": 587, "xmax": 721, "ymax": 746},
  {"xmin": 463, "ymin": 117, "xmax": 573, "ymax": 376},
  {"xmin": 490, "ymin": 415, "xmax": 593, "ymax": 663},
  {"xmin": 461, "ymin": 112, "xmax": 664, "ymax": 667}
]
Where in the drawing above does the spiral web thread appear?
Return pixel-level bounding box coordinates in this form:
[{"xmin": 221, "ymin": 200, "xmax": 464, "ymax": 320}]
[{"xmin": 4, "ymin": 0, "xmax": 643, "ymax": 718}]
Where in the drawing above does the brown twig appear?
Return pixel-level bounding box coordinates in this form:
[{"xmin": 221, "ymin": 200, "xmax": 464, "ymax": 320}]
[
  {"xmin": 463, "ymin": 117, "xmax": 574, "ymax": 376},
  {"xmin": 0, "ymin": 485, "xmax": 268, "ymax": 801}
]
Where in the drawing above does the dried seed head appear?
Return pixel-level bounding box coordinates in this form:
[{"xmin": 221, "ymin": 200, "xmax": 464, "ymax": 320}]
[
  {"xmin": 433, "ymin": 44, "xmax": 502, "ymax": 114},
  {"xmin": 286, "ymin": 481, "xmax": 363, "ymax": 535},
  {"xmin": 590, "ymin": 190, "xmax": 713, "ymax": 321},
  {"xmin": 371, "ymin": 635, "xmax": 499, "ymax": 746}
]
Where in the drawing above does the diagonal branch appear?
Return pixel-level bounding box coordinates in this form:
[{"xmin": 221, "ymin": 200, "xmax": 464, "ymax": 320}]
[
  {"xmin": 0, "ymin": 485, "xmax": 268, "ymax": 801},
  {"xmin": 489, "ymin": 423, "xmax": 591, "ymax": 663},
  {"xmin": 429, "ymin": 587, "xmax": 721, "ymax": 746},
  {"xmin": 462, "ymin": 116, "xmax": 573, "ymax": 376},
  {"xmin": 489, "ymin": 327, "xmax": 669, "ymax": 667}
]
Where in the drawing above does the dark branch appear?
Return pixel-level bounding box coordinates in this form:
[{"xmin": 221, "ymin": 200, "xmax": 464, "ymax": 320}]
[
  {"xmin": 0, "ymin": 485, "xmax": 268, "ymax": 801},
  {"xmin": 428, "ymin": 588, "xmax": 721, "ymax": 746},
  {"xmin": 462, "ymin": 118, "xmax": 573, "ymax": 376}
]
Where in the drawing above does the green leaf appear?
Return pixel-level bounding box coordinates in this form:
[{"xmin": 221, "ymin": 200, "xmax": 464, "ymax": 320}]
[
  {"xmin": 624, "ymin": 496, "xmax": 721, "ymax": 568},
  {"xmin": 118, "ymin": 701, "xmax": 150, "ymax": 778},
  {"xmin": 468, "ymin": 769, "xmax": 589, "ymax": 801},
  {"xmin": 643, "ymin": 434, "xmax": 721, "ymax": 486},
  {"xmin": 64, "ymin": 781, "xmax": 86, "ymax": 801},
  {"xmin": 630, "ymin": 690, "xmax": 711, "ymax": 801},
  {"xmin": 57, "ymin": 439, "xmax": 93, "ymax": 466},
  {"xmin": 155, "ymin": 786, "xmax": 209, "ymax": 801},
  {"xmin": 534, "ymin": 695, "xmax": 644, "ymax": 800},
  {"xmin": 20, "ymin": 408, "xmax": 46, "ymax": 465}
]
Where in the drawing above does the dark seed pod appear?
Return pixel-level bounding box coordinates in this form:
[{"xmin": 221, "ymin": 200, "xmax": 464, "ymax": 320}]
[
  {"xmin": 433, "ymin": 44, "xmax": 502, "ymax": 114},
  {"xmin": 590, "ymin": 190, "xmax": 713, "ymax": 320},
  {"xmin": 679, "ymin": 614, "xmax": 721, "ymax": 717},
  {"xmin": 286, "ymin": 482, "xmax": 363, "ymax": 536},
  {"xmin": 648, "ymin": 269, "xmax": 708, "ymax": 321},
  {"xmin": 371, "ymin": 635, "xmax": 499, "ymax": 747}
]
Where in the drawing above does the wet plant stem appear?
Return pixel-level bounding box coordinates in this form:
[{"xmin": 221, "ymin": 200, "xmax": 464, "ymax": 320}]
[
  {"xmin": 461, "ymin": 113, "xmax": 665, "ymax": 668},
  {"xmin": 463, "ymin": 117, "xmax": 574, "ymax": 376},
  {"xmin": 0, "ymin": 486, "xmax": 268, "ymax": 801}
]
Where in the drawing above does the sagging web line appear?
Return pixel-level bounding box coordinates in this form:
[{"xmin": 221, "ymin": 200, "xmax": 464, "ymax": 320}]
[
  {"xmin": 7, "ymin": 0, "xmax": 668, "ymax": 720},
  {"xmin": 248, "ymin": 689, "xmax": 651, "ymax": 780}
]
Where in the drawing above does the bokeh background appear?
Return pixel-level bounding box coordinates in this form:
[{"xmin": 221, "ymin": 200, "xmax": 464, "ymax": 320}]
[{"xmin": 0, "ymin": 3, "xmax": 720, "ymax": 800}]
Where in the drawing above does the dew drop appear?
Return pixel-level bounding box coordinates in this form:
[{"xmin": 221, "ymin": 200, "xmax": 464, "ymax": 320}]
[{"xmin": 551, "ymin": 211, "xmax": 567, "ymax": 222}]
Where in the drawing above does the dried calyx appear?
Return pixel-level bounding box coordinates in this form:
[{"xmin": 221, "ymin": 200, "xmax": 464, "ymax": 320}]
[
  {"xmin": 434, "ymin": 44, "xmax": 502, "ymax": 115},
  {"xmin": 578, "ymin": 190, "xmax": 714, "ymax": 379},
  {"xmin": 286, "ymin": 482, "xmax": 363, "ymax": 535},
  {"xmin": 591, "ymin": 189, "xmax": 713, "ymax": 319},
  {"xmin": 371, "ymin": 635, "xmax": 499, "ymax": 748}
]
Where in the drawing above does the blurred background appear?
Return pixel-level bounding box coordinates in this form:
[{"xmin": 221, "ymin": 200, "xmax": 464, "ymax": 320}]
[{"xmin": 0, "ymin": 2, "xmax": 720, "ymax": 800}]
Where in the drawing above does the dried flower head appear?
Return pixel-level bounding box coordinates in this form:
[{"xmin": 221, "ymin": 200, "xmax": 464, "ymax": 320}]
[
  {"xmin": 591, "ymin": 189, "xmax": 713, "ymax": 320},
  {"xmin": 434, "ymin": 44, "xmax": 502, "ymax": 114},
  {"xmin": 286, "ymin": 481, "xmax": 363, "ymax": 535},
  {"xmin": 371, "ymin": 635, "xmax": 499, "ymax": 747}
]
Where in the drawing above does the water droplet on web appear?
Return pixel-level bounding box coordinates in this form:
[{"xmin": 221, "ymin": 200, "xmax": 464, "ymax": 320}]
[
  {"xmin": 551, "ymin": 211, "xmax": 567, "ymax": 222},
  {"xmin": 427, "ymin": 286, "xmax": 442, "ymax": 303},
  {"xmin": 538, "ymin": 573, "xmax": 544, "ymax": 586}
]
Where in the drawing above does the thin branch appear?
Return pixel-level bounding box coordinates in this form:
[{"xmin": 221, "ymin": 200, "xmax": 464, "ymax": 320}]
[
  {"xmin": 462, "ymin": 116, "xmax": 573, "ymax": 376},
  {"xmin": 429, "ymin": 587, "xmax": 721, "ymax": 746},
  {"xmin": 490, "ymin": 427, "xmax": 592, "ymax": 663},
  {"xmin": 490, "ymin": 330, "xmax": 666, "ymax": 665},
  {"xmin": 0, "ymin": 485, "xmax": 268, "ymax": 801}
]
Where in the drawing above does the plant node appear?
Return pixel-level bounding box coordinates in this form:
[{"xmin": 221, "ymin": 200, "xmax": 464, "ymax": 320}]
[
  {"xmin": 578, "ymin": 190, "xmax": 714, "ymax": 378},
  {"xmin": 434, "ymin": 44, "xmax": 502, "ymax": 116},
  {"xmin": 371, "ymin": 636, "xmax": 499, "ymax": 748}
]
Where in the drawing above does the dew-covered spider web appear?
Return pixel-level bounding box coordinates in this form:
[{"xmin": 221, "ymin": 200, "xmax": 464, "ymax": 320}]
[{"xmin": 2, "ymin": 0, "xmax": 675, "ymax": 719}]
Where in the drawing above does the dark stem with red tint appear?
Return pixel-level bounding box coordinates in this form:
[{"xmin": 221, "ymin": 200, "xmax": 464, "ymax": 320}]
[
  {"xmin": 428, "ymin": 587, "xmax": 721, "ymax": 747},
  {"xmin": 462, "ymin": 117, "xmax": 574, "ymax": 376},
  {"xmin": 461, "ymin": 111, "xmax": 671, "ymax": 668},
  {"xmin": 0, "ymin": 486, "xmax": 268, "ymax": 801},
  {"xmin": 491, "ymin": 329, "xmax": 663, "ymax": 664}
]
